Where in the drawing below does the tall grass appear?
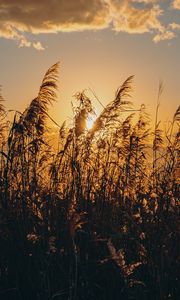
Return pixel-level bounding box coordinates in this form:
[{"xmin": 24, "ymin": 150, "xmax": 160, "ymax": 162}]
[{"xmin": 0, "ymin": 63, "xmax": 179, "ymax": 300}]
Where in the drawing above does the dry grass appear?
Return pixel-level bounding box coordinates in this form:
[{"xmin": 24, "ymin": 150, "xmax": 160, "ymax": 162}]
[{"xmin": 0, "ymin": 63, "xmax": 179, "ymax": 300}]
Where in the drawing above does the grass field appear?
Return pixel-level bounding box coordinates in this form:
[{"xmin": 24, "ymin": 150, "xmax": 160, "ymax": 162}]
[{"xmin": 0, "ymin": 63, "xmax": 179, "ymax": 300}]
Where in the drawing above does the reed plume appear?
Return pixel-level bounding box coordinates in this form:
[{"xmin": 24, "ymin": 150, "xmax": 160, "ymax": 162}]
[{"xmin": 0, "ymin": 65, "xmax": 179, "ymax": 300}]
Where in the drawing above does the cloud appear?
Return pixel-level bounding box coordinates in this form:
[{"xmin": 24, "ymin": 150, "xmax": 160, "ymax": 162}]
[
  {"xmin": 0, "ymin": 0, "xmax": 110, "ymax": 32},
  {"xmin": 153, "ymin": 30, "xmax": 175, "ymax": 43},
  {"xmin": 110, "ymin": 1, "xmax": 164, "ymax": 34},
  {"xmin": 0, "ymin": 0, "xmax": 110, "ymax": 48},
  {"xmin": 0, "ymin": 0, "xmax": 179, "ymax": 49},
  {"xmin": 109, "ymin": 0, "xmax": 176, "ymax": 42},
  {"xmin": 169, "ymin": 22, "xmax": 180, "ymax": 30},
  {"xmin": 32, "ymin": 42, "xmax": 45, "ymax": 51},
  {"xmin": 173, "ymin": 0, "xmax": 180, "ymax": 9}
]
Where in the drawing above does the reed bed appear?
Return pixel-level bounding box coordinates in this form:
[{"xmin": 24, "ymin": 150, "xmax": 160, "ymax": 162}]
[{"xmin": 0, "ymin": 63, "xmax": 179, "ymax": 300}]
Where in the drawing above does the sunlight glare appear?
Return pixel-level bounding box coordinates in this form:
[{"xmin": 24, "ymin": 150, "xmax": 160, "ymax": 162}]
[{"xmin": 86, "ymin": 115, "xmax": 96, "ymax": 130}]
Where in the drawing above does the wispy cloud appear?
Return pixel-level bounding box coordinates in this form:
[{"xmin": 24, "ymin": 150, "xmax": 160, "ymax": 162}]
[
  {"xmin": 173, "ymin": 0, "xmax": 180, "ymax": 9},
  {"xmin": 0, "ymin": 0, "xmax": 179, "ymax": 49},
  {"xmin": 153, "ymin": 30, "xmax": 175, "ymax": 43},
  {"xmin": 110, "ymin": 1, "xmax": 164, "ymax": 34},
  {"xmin": 32, "ymin": 41, "xmax": 45, "ymax": 51},
  {"xmin": 169, "ymin": 22, "xmax": 180, "ymax": 30}
]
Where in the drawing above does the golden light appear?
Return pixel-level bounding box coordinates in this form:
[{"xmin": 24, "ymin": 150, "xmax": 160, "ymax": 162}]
[{"xmin": 86, "ymin": 115, "xmax": 97, "ymax": 130}]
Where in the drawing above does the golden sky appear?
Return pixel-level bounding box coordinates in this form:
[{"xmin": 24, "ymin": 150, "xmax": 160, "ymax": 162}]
[{"xmin": 0, "ymin": 0, "xmax": 179, "ymax": 127}]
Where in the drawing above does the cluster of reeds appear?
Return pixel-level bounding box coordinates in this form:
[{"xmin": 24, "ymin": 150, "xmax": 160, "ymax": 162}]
[{"xmin": 0, "ymin": 63, "xmax": 179, "ymax": 300}]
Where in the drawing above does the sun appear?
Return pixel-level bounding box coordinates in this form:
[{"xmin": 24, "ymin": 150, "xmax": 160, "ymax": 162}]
[{"xmin": 86, "ymin": 115, "xmax": 96, "ymax": 130}]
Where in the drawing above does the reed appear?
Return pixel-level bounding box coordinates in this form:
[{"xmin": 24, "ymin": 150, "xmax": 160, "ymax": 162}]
[{"xmin": 0, "ymin": 63, "xmax": 179, "ymax": 300}]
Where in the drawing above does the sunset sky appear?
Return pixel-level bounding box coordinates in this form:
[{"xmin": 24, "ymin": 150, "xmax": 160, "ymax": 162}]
[{"xmin": 0, "ymin": 0, "xmax": 179, "ymax": 128}]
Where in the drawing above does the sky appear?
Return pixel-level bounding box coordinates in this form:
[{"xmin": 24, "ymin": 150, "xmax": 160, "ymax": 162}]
[{"xmin": 0, "ymin": 0, "xmax": 180, "ymax": 129}]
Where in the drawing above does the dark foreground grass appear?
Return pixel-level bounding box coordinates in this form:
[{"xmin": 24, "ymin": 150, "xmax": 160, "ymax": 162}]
[{"xmin": 0, "ymin": 63, "xmax": 179, "ymax": 300}]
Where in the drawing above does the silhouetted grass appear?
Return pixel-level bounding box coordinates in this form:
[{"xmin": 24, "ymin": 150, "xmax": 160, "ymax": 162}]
[{"xmin": 0, "ymin": 63, "xmax": 179, "ymax": 300}]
